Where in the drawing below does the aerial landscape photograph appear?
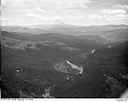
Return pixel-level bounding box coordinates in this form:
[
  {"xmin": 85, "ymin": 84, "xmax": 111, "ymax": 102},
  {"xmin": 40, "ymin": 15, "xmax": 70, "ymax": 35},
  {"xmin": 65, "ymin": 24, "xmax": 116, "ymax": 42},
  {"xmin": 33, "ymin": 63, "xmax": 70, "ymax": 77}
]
[{"xmin": 1, "ymin": 0, "xmax": 128, "ymax": 99}]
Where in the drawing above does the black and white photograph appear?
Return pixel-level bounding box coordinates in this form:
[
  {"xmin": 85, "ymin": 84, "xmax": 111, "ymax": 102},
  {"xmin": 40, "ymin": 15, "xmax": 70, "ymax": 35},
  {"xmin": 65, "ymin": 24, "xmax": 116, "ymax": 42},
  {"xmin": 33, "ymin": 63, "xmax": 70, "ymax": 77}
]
[{"xmin": 1, "ymin": 0, "xmax": 128, "ymax": 99}]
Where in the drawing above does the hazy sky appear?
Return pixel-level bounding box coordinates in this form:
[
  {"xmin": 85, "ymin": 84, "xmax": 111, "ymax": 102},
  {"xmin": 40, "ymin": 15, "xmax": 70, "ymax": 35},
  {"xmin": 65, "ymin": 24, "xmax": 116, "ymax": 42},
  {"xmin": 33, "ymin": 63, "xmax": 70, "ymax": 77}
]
[{"xmin": 1, "ymin": 0, "xmax": 128, "ymax": 26}]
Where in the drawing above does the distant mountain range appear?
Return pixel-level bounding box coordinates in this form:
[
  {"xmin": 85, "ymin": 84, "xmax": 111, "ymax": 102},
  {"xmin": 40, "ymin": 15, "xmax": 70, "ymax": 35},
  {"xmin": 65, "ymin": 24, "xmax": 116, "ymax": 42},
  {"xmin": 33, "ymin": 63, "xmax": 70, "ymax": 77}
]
[{"xmin": 2, "ymin": 24, "xmax": 128, "ymax": 42}]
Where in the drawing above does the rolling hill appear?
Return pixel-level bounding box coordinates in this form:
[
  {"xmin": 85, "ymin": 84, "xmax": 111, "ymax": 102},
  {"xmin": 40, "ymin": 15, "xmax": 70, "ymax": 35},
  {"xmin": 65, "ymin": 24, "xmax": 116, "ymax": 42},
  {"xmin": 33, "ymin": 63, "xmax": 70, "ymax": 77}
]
[{"xmin": 1, "ymin": 25, "xmax": 128, "ymax": 98}]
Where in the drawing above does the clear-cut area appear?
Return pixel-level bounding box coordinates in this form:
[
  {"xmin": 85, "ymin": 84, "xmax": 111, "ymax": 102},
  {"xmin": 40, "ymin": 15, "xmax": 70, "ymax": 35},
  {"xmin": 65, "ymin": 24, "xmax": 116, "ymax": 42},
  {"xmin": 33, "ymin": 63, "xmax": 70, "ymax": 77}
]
[{"xmin": 54, "ymin": 60, "xmax": 83, "ymax": 75}]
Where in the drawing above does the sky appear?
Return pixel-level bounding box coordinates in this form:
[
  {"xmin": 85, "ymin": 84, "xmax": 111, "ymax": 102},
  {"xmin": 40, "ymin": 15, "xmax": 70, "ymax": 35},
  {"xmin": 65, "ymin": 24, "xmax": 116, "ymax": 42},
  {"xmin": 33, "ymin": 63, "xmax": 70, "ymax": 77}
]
[{"xmin": 1, "ymin": 0, "xmax": 128, "ymax": 26}]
